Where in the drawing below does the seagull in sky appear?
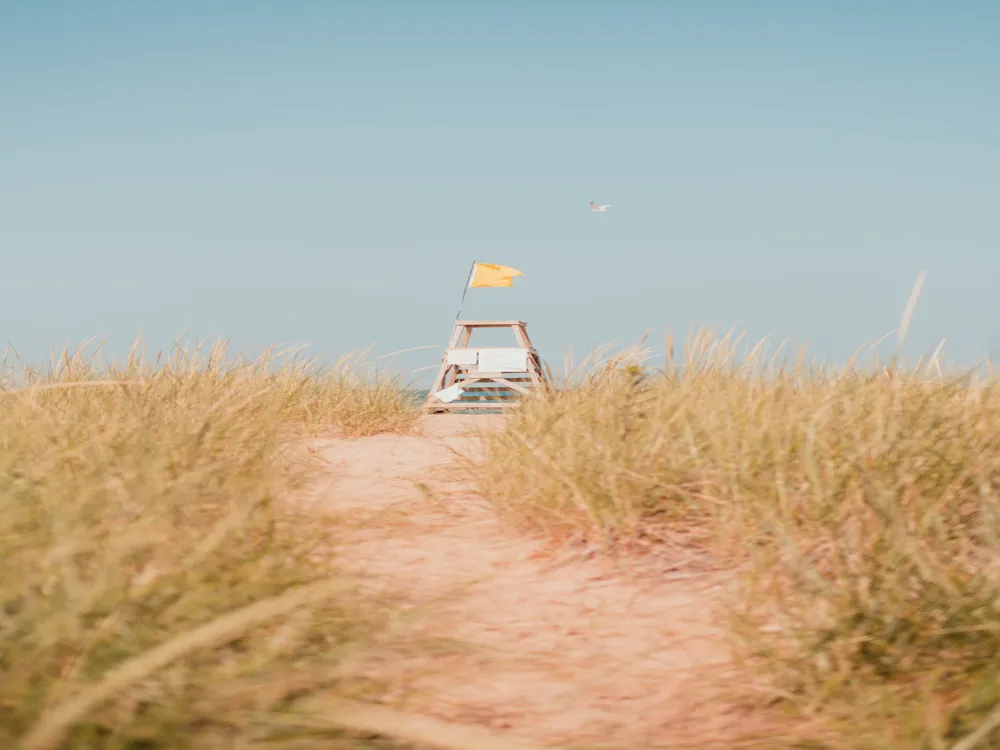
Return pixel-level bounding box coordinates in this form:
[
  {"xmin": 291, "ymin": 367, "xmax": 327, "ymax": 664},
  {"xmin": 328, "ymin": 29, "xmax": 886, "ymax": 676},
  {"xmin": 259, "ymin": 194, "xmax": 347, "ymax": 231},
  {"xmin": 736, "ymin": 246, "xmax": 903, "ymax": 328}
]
[{"xmin": 589, "ymin": 201, "xmax": 610, "ymax": 212}]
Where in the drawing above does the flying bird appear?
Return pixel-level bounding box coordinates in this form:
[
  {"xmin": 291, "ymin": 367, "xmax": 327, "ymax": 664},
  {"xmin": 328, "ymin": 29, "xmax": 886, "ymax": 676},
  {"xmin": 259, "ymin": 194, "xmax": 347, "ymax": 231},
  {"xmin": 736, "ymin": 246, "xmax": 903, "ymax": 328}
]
[{"xmin": 589, "ymin": 201, "xmax": 610, "ymax": 212}]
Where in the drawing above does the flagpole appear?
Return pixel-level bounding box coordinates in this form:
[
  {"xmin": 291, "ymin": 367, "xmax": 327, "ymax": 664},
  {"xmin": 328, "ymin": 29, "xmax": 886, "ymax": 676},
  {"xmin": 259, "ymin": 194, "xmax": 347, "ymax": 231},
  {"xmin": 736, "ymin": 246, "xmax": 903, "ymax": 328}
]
[{"xmin": 455, "ymin": 260, "xmax": 476, "ymax": 320}]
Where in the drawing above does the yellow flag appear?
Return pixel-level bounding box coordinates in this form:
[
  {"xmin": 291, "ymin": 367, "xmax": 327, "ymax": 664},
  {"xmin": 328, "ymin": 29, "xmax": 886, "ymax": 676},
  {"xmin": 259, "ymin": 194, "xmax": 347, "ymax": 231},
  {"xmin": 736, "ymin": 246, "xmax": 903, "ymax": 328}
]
[{"xmin": 468, "ymin": 262, "xmax": 524, "ymax": 288}]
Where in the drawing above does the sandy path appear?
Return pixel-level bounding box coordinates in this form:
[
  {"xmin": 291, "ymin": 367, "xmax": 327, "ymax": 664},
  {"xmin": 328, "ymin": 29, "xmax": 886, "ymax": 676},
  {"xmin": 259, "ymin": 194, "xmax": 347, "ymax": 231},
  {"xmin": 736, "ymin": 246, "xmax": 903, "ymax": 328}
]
[{"xmin": 301, "ymin": 415, "xmax": 753, "ymax": 749}]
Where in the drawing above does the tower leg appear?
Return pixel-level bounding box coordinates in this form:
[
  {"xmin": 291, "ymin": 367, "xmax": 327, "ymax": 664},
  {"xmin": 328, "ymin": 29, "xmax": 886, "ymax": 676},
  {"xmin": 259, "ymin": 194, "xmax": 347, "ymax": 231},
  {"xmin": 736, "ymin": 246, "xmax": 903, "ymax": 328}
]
[{"xmin": 422, "ymin": 323, "xmax": 465, "ymax": 412}]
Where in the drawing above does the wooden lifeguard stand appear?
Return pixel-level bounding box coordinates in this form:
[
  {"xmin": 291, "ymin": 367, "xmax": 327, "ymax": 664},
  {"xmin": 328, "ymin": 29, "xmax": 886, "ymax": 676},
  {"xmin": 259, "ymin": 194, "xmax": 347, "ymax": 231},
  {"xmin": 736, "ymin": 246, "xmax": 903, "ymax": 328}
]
[{"xmin": 423, "ymin": 320, "xmax": 548, "ymax": 412}]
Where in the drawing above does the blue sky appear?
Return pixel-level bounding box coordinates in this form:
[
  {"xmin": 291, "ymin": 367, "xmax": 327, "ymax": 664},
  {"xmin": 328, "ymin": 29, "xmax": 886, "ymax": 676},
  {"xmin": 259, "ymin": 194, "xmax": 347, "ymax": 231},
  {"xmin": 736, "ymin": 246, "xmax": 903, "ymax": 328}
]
[{"xmin": 3, "ymin": 2, "xmax": 999, "ymax": 380}]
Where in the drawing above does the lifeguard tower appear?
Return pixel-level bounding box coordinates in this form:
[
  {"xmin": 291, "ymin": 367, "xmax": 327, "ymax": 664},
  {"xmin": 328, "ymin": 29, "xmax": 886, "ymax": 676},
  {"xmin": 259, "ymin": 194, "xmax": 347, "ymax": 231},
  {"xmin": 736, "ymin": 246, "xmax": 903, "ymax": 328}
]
[{"xmin": 423, "ymin": 320, "xmax": 548, "ymax": 412}]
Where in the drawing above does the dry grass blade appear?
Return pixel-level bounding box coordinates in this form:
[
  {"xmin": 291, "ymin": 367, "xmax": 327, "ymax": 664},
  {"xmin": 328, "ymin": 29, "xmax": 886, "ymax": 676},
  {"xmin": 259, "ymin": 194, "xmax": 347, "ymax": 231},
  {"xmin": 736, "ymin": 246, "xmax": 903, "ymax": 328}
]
[
  {"xmin": 898, "ymin": 269, "xmax": 928, "ymax": 353},
  {"xmin": 271, "ymin": 698, "xmax": 565, "ymax": 750},
  {"xmin": 0, "ymin": 379, "xmax": 138, "ymax": 395},
  {"xmin": 19, "ymin": 579, "xmax": 353, "ymax": 750},
  {"xmin": 949, "ymin": 701, "xmax": 1000, "ymax": 750}
]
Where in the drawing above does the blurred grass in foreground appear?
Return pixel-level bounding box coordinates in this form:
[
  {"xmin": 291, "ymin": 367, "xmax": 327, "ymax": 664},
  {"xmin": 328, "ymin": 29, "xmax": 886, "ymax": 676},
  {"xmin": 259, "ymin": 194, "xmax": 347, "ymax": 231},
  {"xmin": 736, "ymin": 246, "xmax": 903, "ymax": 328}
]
[
  {"xmin": 0, "ymin": 337, "xmax": 423, "ymax": 749},
  {"xmin": 475, "ymin": 329, "xmax": 1000, "ymax": 749}
]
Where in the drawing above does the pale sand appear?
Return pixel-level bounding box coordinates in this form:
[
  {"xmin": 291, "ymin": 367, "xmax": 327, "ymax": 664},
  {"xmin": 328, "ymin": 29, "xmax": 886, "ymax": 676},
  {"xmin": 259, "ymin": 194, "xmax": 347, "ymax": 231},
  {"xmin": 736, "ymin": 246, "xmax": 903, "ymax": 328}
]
[{"xmin": 299, "ymin": 415, "xmax": 762, "ymax": 749}]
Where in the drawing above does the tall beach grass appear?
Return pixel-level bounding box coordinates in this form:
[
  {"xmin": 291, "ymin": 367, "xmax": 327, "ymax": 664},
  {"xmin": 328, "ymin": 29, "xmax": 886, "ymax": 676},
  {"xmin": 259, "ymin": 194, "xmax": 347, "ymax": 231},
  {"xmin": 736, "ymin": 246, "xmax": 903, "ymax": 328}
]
[
  {"xmin": 0, "ymin": 337, "xmax": 423, "ymax": 749},
  {"xmin": 474, "ymin": 328, "xmax": 1000, "ymax": 749}
]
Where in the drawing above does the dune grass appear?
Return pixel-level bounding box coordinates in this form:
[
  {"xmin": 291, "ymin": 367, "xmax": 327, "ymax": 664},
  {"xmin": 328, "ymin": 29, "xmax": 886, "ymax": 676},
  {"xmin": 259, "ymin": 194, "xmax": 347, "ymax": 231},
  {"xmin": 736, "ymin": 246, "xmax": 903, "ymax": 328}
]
[
  {"xmin": 0, "ymin": 337, "xmax": 423, "ymax": 749},
  {"xmin": 11, "ymin": 324, "xmax": 1000, "ymax": 748},
  {"xmin": 474, "ymin": 329, "xmax": 1000, "ymax": 749}
]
